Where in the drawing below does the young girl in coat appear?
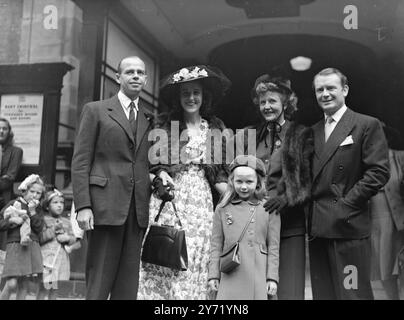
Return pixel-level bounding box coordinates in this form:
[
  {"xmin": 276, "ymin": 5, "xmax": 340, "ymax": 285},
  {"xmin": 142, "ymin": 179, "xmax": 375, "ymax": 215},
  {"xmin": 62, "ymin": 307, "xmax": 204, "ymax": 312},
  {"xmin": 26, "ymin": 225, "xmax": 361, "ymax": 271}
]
[
  {"xmin": 208, "ymin": 155, "xmax": 281, "ymax": 300},
  {"xmin": 37, "ymin": 189, "xmax": 79, "ymax": 300},
  {"xmin": 0, "ymin": 174, "xmax": 45, "ymax": 300}
]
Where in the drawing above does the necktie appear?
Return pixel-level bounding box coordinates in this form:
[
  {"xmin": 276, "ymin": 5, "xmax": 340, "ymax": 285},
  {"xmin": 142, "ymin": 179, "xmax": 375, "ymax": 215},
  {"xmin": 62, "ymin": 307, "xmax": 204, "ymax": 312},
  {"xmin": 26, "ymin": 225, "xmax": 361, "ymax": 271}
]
[
  {"xmin": 128, "ymin": 101, "xmax": 137, "ymax": 137},
  {"xmin": 324, "ymin": 116, "xmax": 335, "ymax": 142}
]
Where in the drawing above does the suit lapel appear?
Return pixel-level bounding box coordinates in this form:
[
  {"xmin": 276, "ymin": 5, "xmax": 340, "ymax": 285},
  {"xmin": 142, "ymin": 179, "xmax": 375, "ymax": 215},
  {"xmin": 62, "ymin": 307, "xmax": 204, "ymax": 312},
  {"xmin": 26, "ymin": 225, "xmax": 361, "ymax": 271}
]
[
  {"xmin": 313, "ymin": 108, "xmax": 355, "ymax": 182},
  {"xmin": 107, "ymin": 95, "xmax": 135, "ymax": 143},
  {"xmin": 135, "ymin": 102, "xmax": 152, "ymax": 153},
  {"xmin": 312, "ymin": 120, "xmax": 325, "ymax": 159}
]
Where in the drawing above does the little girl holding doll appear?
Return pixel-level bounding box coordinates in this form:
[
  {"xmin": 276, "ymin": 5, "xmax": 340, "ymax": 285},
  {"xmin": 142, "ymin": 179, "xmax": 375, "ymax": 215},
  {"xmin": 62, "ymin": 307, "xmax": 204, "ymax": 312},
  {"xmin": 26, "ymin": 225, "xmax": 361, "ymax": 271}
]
[
  {"xmin": 37, "ymin": 189, "xmax": 79, "ymax": 300},
  {"xmin": 0, "ymin": 174, "xmax": 45, "ymax": 300},
  {"xmin": 208, "ymin": 155, "xmax": 281, "ymax": 300}
]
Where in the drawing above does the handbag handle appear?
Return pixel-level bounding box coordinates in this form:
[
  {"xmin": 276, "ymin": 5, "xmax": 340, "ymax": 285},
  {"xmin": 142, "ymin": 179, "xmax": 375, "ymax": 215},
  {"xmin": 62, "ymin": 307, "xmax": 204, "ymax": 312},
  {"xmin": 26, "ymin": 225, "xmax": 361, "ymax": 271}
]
[
  {"xmin": 153, "ymin": 200, "xmax": 182, "ymax": 228},
  {"xmin": 235, "ymin": 205, "xmax": 257, "ymax": 243}
]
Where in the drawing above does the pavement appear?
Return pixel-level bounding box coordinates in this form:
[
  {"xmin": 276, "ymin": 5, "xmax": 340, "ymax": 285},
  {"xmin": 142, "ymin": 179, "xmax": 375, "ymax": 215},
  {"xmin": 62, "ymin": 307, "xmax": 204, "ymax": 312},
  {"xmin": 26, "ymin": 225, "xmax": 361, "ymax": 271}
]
[
  {"xmin": 6, "ymin": 240, "xmax": 395, "ymax": 300},
  {"xmin": 18, "ymin": 277, "xmax": 390, "ymax": 300}
]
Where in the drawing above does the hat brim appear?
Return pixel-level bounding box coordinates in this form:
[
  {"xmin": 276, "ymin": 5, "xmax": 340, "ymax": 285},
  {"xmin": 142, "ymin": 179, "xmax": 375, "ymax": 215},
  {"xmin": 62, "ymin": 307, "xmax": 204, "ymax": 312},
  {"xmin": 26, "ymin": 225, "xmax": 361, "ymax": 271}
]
[{"xmin": 159, "ymin": 65, "xmax": 231, "ymax": 107}]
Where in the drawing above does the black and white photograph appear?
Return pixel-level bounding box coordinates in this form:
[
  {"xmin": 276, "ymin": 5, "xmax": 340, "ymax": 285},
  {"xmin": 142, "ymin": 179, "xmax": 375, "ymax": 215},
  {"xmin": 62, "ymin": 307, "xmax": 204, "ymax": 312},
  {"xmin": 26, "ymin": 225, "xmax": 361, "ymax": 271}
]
[{"xmin": 0, "ymin": 0, "xmax": 403, "ymax": 306}]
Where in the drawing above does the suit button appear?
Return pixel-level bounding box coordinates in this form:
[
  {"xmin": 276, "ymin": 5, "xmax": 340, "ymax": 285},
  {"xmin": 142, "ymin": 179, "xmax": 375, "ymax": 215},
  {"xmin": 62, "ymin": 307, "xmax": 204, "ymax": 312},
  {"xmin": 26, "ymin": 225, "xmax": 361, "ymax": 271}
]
[
  {"xmin": 346, "ymin": 219, "xmax": 350, "ymax": 224},
  {"xmin": 130, "ymin": 178, "xmax": 134, "ymax": 183},
  {"xmin": 338, "ymin": 165, "xmax": 344, "ymax": 170},
  {"xmin": 129, "ymin": 143, "xmax": 134, "ymax": 149},
  {"xmin": 333, "ymin": 199, "xmax": 338, "ymax": 203}
]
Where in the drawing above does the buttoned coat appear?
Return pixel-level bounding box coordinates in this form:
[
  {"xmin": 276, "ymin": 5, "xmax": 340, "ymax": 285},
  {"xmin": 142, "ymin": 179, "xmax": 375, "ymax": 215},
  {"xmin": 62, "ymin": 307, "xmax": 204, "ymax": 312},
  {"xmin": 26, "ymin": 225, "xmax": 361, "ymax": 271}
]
[
  {"xmin": 71, "ymin": 95, "xmax": 153, "ymax": 228},
  {"xmin": 310, "ymin": 108, "xmax": 390, "ymax": 239},
  {"xmin": 208, "ymin": 200, "xmax": 280, "ymax": 300}
]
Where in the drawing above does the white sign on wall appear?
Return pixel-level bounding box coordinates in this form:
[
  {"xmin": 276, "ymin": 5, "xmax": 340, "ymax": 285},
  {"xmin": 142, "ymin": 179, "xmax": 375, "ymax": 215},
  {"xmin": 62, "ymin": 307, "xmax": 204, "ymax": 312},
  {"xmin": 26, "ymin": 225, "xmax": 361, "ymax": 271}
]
[{"xmin": 0, "ymin": 94, "xmax": 44, "ymax": 165}]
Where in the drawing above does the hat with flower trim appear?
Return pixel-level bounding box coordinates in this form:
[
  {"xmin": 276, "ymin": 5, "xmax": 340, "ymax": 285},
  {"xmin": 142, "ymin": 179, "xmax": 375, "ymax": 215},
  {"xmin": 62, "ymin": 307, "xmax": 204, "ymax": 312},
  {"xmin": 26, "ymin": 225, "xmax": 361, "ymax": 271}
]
[{"xmin": 159, "ymin": 65, "xmax": 231, "ymax": 107}]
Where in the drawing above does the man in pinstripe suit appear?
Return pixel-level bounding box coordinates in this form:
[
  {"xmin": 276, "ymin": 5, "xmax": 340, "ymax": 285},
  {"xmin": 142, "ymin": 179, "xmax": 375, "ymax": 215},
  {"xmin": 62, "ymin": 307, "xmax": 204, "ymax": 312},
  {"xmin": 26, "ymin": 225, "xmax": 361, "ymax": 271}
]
[{"xmin": 308, "ymin": 68, "xmax": 390, "ymax": 299}]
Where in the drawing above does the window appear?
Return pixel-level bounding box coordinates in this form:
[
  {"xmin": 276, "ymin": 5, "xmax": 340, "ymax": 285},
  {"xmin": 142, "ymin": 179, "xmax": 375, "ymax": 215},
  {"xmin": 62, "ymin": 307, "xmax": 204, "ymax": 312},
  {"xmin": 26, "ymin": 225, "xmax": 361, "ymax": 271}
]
[{"xmin": 100, "ymin": 18, "xmax": 159, "ymax": 112}]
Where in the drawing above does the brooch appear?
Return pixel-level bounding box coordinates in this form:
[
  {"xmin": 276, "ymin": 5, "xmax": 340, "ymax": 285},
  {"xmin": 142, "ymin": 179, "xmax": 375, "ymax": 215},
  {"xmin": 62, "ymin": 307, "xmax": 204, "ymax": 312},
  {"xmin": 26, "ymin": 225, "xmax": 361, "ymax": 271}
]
[{"xmin": 225, "ymin": 210, "xmax": 233, "ymax": 225}]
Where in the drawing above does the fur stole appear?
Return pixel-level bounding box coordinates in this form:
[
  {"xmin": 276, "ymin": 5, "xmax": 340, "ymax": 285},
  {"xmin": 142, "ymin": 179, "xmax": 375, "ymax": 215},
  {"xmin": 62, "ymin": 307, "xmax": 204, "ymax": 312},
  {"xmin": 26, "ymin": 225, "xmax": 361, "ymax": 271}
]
[{"xmin": 278, "ymin": 122, "xmax": 314, "ymax": 206}]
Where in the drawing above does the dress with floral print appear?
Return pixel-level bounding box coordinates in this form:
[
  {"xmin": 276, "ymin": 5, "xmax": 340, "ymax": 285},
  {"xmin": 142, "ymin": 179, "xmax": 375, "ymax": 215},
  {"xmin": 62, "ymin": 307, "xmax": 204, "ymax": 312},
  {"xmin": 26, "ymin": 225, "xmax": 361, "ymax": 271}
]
[{"xmin": 138, "ymin": 119, "xmax": 214, "ymax": 300}]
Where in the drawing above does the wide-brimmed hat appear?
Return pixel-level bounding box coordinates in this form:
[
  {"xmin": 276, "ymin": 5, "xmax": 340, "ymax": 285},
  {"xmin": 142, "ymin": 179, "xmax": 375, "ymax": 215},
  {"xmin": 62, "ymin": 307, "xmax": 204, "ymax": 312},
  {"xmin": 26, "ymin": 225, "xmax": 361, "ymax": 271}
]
[
  {"xmin": 160, "ymin": 65, "xmax": 231, "ymax": 107},
  {"xmin": 229, "ymin": 155, "xmax": 266, "ymax": 177},
  {"xmin": 251, "ymin": 74, "xmax": 293, "ymax": 103}
]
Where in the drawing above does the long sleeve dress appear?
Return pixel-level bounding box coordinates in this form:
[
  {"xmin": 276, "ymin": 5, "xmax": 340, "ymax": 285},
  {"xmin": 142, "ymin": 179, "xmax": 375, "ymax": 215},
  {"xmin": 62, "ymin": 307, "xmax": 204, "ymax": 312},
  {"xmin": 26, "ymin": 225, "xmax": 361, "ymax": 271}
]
[{"xmin": 137, "ymin": 116, "xmax": 229, "ymax": 300}]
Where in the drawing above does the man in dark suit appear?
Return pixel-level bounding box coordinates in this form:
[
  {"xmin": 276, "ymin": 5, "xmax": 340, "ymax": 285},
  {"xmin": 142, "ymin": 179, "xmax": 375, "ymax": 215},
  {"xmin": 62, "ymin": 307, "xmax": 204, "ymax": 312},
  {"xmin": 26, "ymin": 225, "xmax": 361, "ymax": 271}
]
[
  {"xmin": 309, "ymin": 68, "xmax": 390, "ymax": 299},
  {"xmin": 72, "ymin": 56, "xmax": 171, "ymax": 299}
]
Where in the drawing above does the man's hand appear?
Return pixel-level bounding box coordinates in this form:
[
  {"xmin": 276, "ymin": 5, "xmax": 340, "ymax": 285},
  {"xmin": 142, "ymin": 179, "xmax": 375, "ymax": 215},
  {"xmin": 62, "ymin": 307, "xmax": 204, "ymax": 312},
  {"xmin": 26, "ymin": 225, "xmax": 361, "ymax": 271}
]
[
  {"xmin": 263, "ymin": 196, "xmax": 287, "ymax": 214},
  {"xmin": 76, "ymin": 208, "xmax": 94, "ymax": 231}
]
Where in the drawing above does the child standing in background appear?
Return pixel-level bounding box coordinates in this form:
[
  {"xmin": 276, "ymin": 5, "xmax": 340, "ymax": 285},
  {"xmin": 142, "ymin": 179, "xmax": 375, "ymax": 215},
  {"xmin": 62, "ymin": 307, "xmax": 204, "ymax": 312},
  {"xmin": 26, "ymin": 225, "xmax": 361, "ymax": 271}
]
[
  {"xmin": 0, "ymin": 174, "xmax": 45, "ymax": 300},
  {"xmin": 208, "ymin": 155, "xmax": 281, "ymax": 300},
  {"xmin": 37, "ymin": 189, "xmax": 79, "ymax": 300}
]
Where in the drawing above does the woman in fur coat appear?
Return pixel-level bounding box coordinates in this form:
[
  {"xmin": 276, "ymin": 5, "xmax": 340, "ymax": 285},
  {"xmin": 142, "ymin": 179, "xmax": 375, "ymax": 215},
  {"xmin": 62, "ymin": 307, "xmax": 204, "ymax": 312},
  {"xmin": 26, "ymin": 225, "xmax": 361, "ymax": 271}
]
[{"xmin": 239, "ymin": 74, "xmax": 313, "ymax": 299}]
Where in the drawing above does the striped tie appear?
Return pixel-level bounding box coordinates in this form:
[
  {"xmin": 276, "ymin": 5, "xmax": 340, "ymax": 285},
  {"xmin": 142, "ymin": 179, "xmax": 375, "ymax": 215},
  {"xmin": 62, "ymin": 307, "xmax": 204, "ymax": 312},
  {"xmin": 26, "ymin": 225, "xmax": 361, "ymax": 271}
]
[
  {"xmin": 129, "ymin": 101, "xmax": 137, "ymax": 137},
  {"xmin": 324, "ymin": 116, "xmax": 335, "ymax": 142}
]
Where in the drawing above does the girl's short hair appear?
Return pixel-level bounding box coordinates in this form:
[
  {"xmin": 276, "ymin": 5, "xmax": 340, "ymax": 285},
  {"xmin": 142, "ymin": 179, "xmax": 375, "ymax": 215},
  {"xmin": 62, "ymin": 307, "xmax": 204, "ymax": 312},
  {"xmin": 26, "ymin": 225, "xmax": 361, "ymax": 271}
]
[{"xmin": 42, "ymin": 189, "xmax": 64, "ymax": 212}]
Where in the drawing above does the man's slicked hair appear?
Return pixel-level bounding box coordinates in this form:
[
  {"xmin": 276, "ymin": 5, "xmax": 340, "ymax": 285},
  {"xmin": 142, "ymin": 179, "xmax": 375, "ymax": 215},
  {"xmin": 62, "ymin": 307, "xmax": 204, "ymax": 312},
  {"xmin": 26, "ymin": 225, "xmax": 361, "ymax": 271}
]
[{"xmin": 313, "ymin": 67, "xmax": 348, "ymax": 88}]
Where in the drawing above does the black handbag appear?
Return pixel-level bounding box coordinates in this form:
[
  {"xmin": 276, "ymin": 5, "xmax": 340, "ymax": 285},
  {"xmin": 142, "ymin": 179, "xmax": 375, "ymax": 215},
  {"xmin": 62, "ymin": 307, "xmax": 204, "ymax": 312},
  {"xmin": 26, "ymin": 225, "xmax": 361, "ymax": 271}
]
[
  {"xmin": 141, "ymin": 200, "xmax": 188, "ymax": 271},
  {"xmin": 219, "ymin": 206, "xmax": 256, "ymax": 274}
]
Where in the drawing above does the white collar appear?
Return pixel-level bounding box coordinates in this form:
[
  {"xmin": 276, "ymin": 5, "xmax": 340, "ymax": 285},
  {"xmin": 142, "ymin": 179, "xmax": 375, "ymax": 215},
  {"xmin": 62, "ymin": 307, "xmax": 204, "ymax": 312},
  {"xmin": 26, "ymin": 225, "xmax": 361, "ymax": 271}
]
[
  {"xmin": 118, "ymin": 90, "xmax": 139, "ymax": 111},
  {"xmin": 324, "ymin": 104, "xmax": 347, "ymax": 123}
]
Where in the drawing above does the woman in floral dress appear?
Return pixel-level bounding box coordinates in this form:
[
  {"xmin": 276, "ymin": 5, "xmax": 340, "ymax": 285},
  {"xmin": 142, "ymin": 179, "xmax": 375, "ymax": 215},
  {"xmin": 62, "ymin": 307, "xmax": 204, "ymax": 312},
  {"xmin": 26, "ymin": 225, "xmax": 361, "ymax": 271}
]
[{"xmin": 137, "ymin": 65, "xmax": 231, "ymax": 300}]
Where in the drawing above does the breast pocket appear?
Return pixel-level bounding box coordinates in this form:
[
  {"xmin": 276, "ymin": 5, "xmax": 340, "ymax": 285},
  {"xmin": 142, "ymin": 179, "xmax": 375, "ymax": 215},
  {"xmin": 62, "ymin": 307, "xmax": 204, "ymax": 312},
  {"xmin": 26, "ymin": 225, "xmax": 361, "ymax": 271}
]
[{"xmin": 338, "ymin": 143, "xmax": 354, "ymax": 152}]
